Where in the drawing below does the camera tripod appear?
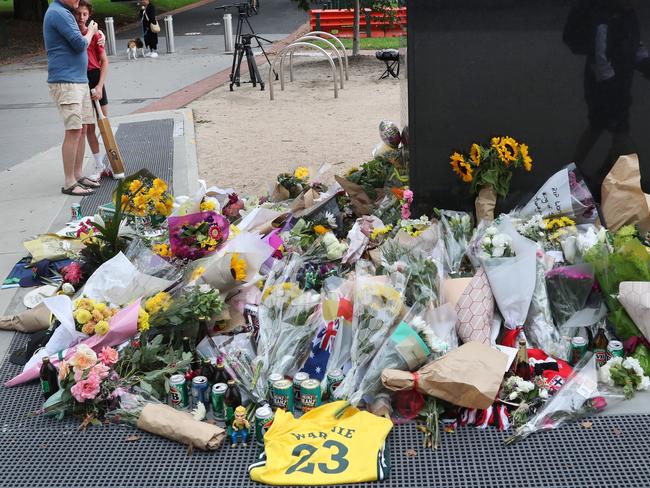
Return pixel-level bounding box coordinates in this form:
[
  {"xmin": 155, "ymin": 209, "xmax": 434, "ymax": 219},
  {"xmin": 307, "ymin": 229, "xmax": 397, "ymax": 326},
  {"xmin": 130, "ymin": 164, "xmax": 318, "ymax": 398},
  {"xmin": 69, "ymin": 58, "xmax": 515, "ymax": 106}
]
[{"xmin": 217, "ymin": 3, "xmax": 277, "ymax": 91}]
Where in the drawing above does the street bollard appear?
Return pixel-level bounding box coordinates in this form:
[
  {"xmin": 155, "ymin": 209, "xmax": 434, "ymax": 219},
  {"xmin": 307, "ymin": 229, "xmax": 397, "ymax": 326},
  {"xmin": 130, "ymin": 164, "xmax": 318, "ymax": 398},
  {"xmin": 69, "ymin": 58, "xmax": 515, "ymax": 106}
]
[
  {"xmin": 104, "ymin": 17, "xmax": 116, "ymax": 56},
  {"xmin": 223, "ymin": 13, "xmax": 234, "ymax": 53},
  {"xmin": 164, "ymin": 15, "xmax": 175, "ymax": 53}
]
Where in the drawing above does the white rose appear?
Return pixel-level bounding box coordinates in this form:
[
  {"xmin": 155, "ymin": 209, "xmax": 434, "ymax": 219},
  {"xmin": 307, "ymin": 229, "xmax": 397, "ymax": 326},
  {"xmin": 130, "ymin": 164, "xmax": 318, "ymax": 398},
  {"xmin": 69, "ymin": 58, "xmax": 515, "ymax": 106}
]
[
  {"xmin": 198, "ymin": 284, "xmax": 212, "ymax": 293},
  {"xmin": 539, "ymin": 389, "xmax": 549, "ymax": 399},
  {"xmin": 638, "ymin": 376, "xmax": 650, "ymax": 391},
  {"xmin": 492, "ymin": 245, "xmax": 505, "ymax": 258},
  {"xmin": 492, "ymin": 234, "xmax": 511, "ymax": 249},
  {"xmin": 485, "ymin": 226, "xmax": 497, "ymax": 237},
  {"xmin": 518, "ymin": 381, "xmax": 535, "ymax": 393},
  {"xmin": 508, "ymin": 391, "xmax": 518, "ymax": 401},
  {"xmin": 62, "ymin": 282, "xmax": 75, "ymax": 295}
]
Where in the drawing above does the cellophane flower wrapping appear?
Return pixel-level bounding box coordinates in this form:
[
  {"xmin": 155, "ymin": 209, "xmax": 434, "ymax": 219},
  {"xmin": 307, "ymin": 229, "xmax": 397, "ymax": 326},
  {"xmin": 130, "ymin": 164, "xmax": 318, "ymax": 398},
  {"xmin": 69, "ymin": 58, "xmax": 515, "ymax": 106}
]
[
  {"xmin": 439, "ymin": 210, "xmax": 473, "ymax": 276},
  {"xmin": 518, "ymin": 164, "xmax": 597, "ymax": 225},
  {"xmin": 545, "ymin": 264, "xmax": 595, "ymax": 328},
  {"xmin": 351, "ymin": 306, "xmax": 449, "ymax": 406},
  {"xmin": 525, "ymin": 251, "xmax": 570, "ymax": 361},
  {"xmin": 505, "ymin": 354, "xmax": 624, "ymax": 444},
  {"xmin": 218, "ymin": 333, "xmax": 266, "ymax": 404},
  {"xmin": 333, "ymin": 262, "xmax": 406, "ymax": 401},
  {"xmin": 480, "ymin": 216, "xmax": 537, "ymax": 331},
  {"xmin": 168, "ymin": 211, "xmax": 229, "ymax": 260},
  {"xmin": 255, "ymin": 255, "xmax": 321, "ymax": 396}
]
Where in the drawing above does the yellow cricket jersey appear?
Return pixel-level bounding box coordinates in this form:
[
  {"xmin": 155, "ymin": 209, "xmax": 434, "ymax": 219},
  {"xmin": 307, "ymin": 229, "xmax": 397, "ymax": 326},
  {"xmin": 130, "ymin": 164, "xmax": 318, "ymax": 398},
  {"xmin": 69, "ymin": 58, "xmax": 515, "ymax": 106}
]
[{"xmin": 249, "ymin": 401, "xmax": 393, "ymax": 486}]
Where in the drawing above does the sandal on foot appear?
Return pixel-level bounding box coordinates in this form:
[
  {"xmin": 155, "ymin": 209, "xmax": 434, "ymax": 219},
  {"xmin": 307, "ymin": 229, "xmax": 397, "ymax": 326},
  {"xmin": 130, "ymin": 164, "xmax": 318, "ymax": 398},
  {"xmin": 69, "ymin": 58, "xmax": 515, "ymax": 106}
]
[
  {"xmin": 77, "ymin": 176, "xmax": 100, "ymax": 188},
  {"xmin": 61, "ymin": 183, "xmax": 94, "ymax": 196}
]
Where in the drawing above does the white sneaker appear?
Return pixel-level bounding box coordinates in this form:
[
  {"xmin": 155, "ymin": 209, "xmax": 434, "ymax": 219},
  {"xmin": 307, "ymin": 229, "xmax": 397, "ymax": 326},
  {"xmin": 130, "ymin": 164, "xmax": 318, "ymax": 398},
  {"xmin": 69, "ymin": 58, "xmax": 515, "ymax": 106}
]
[{"xmin": 150, "ymin": 52, "xmax": 158, "ymax": 58}]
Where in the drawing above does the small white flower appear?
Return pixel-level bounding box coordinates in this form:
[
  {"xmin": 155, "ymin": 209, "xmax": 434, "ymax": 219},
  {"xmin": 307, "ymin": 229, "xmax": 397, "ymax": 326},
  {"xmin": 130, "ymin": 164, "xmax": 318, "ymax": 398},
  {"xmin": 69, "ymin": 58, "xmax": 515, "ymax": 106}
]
[
  {"xmin": 62, "ymin": 282, "xmax": 75, "ymax": 295},
  {"xmin": 192, "ymin": 401, "xmax": 206, "ymax": 421},
  {"xmin": 638, "ymin": 376, "xmax": 650, "ymax": 391},
  {"xmin": 492, "ymin": 245, "xmax": 505, "ymax": 258},
  {"xmin": 508, "ymin": 391, "xmax": 518, "ymax": 401},
  {"xmin": 517, "ymin": 381, "xmax": 535, "ymax": 393},
  {"xmin": 325, "ymin": 211, "xmax": 337, "ymax": 229},
  {"xmin": 199, "ymin": 284, "xmax": 212, "ymax": 293},
  {"xmin": 485, "ymin": 226, "xmax": 497, "ymax": 237},
  {"xmin": 539, "ymin": 389, "xmax": 549, "ymax": 399},
  {"xmin": 492, "ymin": 234, "xmax": 511, "ymax": 249}
]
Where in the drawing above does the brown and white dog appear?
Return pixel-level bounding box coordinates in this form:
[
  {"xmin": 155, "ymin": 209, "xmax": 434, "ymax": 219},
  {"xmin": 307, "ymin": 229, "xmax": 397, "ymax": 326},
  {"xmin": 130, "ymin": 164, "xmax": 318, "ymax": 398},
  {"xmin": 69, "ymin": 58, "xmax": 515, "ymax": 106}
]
[{"xmin": 126, "ymin": 38, "xmax": 145, "ymax": 59}]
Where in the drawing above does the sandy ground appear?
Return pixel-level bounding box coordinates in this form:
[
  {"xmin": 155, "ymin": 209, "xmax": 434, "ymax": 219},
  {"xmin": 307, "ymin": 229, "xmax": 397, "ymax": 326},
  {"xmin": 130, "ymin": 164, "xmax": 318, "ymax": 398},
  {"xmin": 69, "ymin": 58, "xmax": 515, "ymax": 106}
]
[{"xmin": 190, "ymin": 54, "xmax": 401, "ymax": 196}]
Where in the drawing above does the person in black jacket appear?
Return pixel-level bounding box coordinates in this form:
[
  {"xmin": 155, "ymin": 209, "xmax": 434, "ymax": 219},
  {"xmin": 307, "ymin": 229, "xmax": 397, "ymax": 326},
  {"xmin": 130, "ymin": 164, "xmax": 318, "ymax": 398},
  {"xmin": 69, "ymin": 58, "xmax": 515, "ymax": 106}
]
[
  {"xmin": 568, "ymin": 0, "xmax": 650, "ymax": 201},
  {"xmin": 139, "ymin": 0, "xmax": 158, "ymax": 57}
]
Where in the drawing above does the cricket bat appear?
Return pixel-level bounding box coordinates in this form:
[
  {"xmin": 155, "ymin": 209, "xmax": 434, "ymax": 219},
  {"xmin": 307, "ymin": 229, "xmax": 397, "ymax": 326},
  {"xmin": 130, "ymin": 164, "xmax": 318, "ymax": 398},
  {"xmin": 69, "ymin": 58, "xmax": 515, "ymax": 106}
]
[{"xmin": 93, "ymin": 98, "xmax": 125, "ymax": 179}]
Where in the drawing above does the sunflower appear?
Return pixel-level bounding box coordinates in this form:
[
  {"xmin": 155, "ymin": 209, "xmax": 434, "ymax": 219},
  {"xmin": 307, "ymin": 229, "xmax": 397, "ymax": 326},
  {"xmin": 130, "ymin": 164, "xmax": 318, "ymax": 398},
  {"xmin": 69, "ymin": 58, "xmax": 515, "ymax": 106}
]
[
  {"xmin": 450, "ymin": 152, "xmax": 473, "ymax": 183},
  {"xmin": 492, "ymin": 136, "xmax": 519, "ymax": 165},
  {"xmin": 520, "ymin": 143, "xmax": 533, "ymax": 171},
  {"xmin": 470, "ymin": 143, "xmax": 481, "ymax": 165},
  {"xmin": 230, "ymin": 253, "xmax": 247, "ymax": 281}
]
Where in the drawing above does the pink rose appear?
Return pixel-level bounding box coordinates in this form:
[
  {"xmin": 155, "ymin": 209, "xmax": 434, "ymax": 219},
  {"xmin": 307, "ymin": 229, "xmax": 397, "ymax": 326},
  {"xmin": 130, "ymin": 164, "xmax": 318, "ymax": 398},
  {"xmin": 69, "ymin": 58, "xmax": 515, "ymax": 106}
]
[
  {"xmin": 98, "ymin": 346, "xmax": 119, "ymax": 366},
  {"xmin": 90, "ymin": 362, "xmax": 110, "ymax": 380},
  {"xmin": 403, "ymin": 189, "xmax": 414, "ymax": 203},
  {"xmin": 71, "ymin": 373, "xmax": 101, "ymax": 402},
  {"xmin": 401, "ymin": 203, "xmax": 411, "ymax": 220}
]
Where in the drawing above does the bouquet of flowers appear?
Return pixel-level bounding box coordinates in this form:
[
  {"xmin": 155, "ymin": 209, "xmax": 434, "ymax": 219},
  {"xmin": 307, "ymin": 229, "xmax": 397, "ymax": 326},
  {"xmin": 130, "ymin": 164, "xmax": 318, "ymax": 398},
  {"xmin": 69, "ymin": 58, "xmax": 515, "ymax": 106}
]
[
  {"xmin": 545, "ymin": 264, "xmax": 595, "ymax": 327},
  {"xmin": 439, "ymin": 210, "xmax": 473, "ymax": 275},
  {"xmin": 515, "ymin": 214, "xmax": 577, "ymax": 253},
  {"xmin": 450, "ymin": 136, "xmax": 533, "ymax": 221},
  {"xmin": 500, "ymin": 375, "xmax": 550, "ymax": 428},
  {"xmin": 478, "ymin": 225, "xmax": 514, "ymax": 259},
  {"xmin": 333, "ymin": 264, "xmax": 406, "ymax": 402},
  {"xmin": 43, "ymin": 344, "xmax": 122, "ymax": 423},
  {"xmin": 168, "ymin": 211, "xmax": 230, "ymax": 260},
  {"xmin": 120, "ymin": 170, "xmax": 173, "ymax": 219},
  {"xmin": 599, "ymin": 356, "xmax": 650, "ymax": 399},
  {"xmin": 519, "ymin": 164, "xmax": 597, "ymax": 225},
  {"xmin": 273, "ymin": 166, "xmax": 310, "ymax": 200},
  {"xmin": 72, "ymin": 297, "xmax": 118, "ymax": 336},
  {"xmin": 350, "ymin": 307, "xmax": 449, "ymax": 406},
  {"xmin": 218, "ymin": 333, "xmax": 266, "ymax": 403},
  {"xmin": 505, "ymin": 354, "xmax": 624, "ymax": 444}
]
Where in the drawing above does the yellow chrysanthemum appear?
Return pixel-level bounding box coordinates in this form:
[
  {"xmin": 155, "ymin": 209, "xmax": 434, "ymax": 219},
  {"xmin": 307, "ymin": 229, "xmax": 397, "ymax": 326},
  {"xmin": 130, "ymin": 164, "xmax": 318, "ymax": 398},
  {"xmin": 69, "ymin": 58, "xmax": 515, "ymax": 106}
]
[
  {"xmin": 153, "ymin": 243, "xmax": 171, "ymax": 258},
  {"xmin": 200, "ymin": 200, "xmax": 216, "ymax": 212},
  {"xmin": 313, "ymin": 224, "xmax": 328, "ymax": 235},
  {"xmin": 370, "ymin": 225, "xmax": 393, "ymax": 240},
  {"xmin": 230, "ymin": 253, "xmax": 247, "ymax": 281},
  {"xmin": 145, "ymin": 292, "xmax": 172, "ymax": 314},
  {"xmin": 154, "ymin": 201, "xmax": 168, "ymax": 216},
  {"xmin": 470, "ymin": 143, "xmax": 481, "ymax": 165},
  {"xmin": 137, "ymin": 308, "xmax": 150, "ymax": 333},
  {"xmin": 294, "ymin": 167, "xmax": 309, "ymax": 180},
  {"xmin": 520, "ymin": 143, "xmax": 533, "ymax": 171},
  {"xmin": 128, "ymin": 179, "xmax": 142, "ymax": 194},
  {"xmin": 190, "ymin": 266, "xmax": 206, "ymax": 282},
  {"xmin": 152, "ymin": 178, "xmax": 168, "ymax": 193},
  {"xmin": 74, "ymin": 309, "xmax": 92, "ymax": 325},
  {"xmin": 94, "ymin": 320, "xmax": 110, "ymax": 335}
]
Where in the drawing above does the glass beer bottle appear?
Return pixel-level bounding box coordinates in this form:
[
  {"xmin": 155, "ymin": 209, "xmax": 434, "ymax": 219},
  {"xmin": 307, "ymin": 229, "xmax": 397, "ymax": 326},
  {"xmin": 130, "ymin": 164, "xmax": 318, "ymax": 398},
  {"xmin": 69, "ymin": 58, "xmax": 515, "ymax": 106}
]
[{"xmin": 515, "ymin": 339, "xmax": 531, "ymax": 380}]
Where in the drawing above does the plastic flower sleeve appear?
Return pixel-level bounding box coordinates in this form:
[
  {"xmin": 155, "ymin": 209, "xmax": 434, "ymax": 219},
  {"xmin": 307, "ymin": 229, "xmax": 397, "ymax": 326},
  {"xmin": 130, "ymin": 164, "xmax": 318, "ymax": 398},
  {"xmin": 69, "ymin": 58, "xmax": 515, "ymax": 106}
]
[
  {"xmin": 351, "ymin": 305, "xmax": 448, "ymax": 406},
  {"xmin": 545, "ymin": 264, "xmax": 594, "ymax": 328},
  {"xmin": 439, "ymin": 210, "xmax": 473, "ymax": 276},
  {"xmin": 168, "ymin": 211, "xmax": 229, "ymax": 260},
  {"xmin": 505, "ymin": 354, "xmax": 625, "ymax": 444},
  {"xmin": 333, "ymin": 262, "xmax": 406, "ymax": 401},
  {"xmin": 524, "ymin": 251, "xmax": 570, "ymax": 361},
  {"xmin": 218, "ymin": 333, "xmax": 266, "ymax": 403}
]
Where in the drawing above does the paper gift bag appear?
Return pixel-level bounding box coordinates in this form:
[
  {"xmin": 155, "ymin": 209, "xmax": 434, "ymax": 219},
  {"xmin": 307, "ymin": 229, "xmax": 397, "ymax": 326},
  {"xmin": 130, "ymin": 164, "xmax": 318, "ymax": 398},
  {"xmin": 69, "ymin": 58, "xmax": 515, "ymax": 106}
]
[
  {"xmin": 137, "ymin": 403, "xmax": 225, "ymax": 450},
  {"xmin": 335, "ymin": 175, "xmax": 376, "ymax": 217},
  {"xmin": 455, "ymin": 268, "xmax": 494, "ymax": 344},
  {"xmin": 601, "ymin": 154, "xmax": 650, "ymax": 233},
  {"xmin": 381, "ymin": 341, "xmax": 509, "ymax": 409},
  {"xmin": 618, "ymin": 282, "xmax": 650, "ymax": 342},
  {"xmin": 443, "ymin": 277, "xmax": 473, "ymax": 309}
]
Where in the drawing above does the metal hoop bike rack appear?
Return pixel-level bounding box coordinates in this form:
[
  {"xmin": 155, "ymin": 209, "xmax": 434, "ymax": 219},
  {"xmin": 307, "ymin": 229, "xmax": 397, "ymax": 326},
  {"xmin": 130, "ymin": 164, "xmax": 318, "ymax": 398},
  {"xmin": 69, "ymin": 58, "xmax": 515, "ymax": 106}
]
[{"xmin": 284, "ymin": 35, "xmax": 344, "ymax": 90}]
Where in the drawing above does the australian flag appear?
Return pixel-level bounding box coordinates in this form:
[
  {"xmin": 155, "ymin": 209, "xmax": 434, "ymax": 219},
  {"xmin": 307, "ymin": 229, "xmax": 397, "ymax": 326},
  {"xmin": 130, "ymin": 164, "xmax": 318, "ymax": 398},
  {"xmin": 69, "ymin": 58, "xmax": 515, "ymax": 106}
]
[{"xmin": 300, "ymin": 318, "xmax": 340, "ymax": 381}]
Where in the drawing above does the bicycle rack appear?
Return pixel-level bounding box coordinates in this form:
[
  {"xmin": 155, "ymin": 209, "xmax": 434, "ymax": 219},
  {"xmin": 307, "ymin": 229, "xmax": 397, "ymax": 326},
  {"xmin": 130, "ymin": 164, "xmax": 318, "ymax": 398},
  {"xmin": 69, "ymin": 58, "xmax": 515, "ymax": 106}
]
[
  {"xmin": 302, "ymin": 31, "xmax": 349, "ymax": 81},
  {"xmin": 285, "ymin": 35, "xmax": 344, "ymax": 89},
  {"xmin": 269, "ymin": 42, "xmax": 338, "ymax": 100}
]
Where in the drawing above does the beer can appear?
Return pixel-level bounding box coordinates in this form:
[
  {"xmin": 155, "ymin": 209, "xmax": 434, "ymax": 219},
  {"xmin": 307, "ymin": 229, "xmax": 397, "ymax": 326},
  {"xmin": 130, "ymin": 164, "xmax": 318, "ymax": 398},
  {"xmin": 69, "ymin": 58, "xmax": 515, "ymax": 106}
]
[
  {"xmin": 300, "ymin": 379, "xmax": 322, "ymax": 413},
  {"xmin": 607, "ymin": 340, "xmax": 624, "ymax": 360},
  {"xmin": 268, "ymin": 373, "xmax": 284, "ymax": 397},
  {"xmin": 191, "ymin": 376, "xmax": 209, "ymax": 409},
  {"xmin": 271, "ymin": 379, "xmax": 294, "ymax": 412},
  {"xmin": 71, "ymin": 202, "xmax": 82, "ymax": 221},
  {"xmin": 292, "ymin": 372, "xmax": 309, "ymax": 411},
  {"xmin": 570, "ymin": 337, "xmax": 588, "ymax": 366},
  {"xmin": 326, "ymin": 369, "xmax": 344, "ymax": 400},
  {"xmin": 255, "ymin": 404, "xmax": 274, "ymax": 446},
  {"xmin": 210, "ymin": 383, "xmax": 227, "ymax": 420},
  {"xmin": 169, "ymin": 374, "xmax": 189, "ymax": 409}
]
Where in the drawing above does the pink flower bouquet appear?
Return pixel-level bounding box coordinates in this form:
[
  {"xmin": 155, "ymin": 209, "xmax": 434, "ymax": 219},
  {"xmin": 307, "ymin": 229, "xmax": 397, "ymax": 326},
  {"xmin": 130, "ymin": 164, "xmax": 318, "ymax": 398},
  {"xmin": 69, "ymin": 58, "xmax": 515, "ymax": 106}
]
[{"xmin": 168, "ymin": 211, "xmax": 230, "ymax": 260}]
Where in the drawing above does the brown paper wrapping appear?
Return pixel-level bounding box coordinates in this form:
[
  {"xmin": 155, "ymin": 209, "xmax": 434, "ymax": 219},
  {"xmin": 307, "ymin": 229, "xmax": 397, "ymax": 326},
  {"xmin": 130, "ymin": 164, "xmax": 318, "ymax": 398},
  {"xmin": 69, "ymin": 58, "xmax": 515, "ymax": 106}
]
[
  {"xmin": 0, "ymin": 303, "xmax": 52, "ymax": 333},
  {"xmin": 290, "ymin": 188, "xmax": 320, "ymax": 214},
  {"xmin": 137, "ymin": 403, "xmax": 225, "ymax": 450},
  {"xmin": 335, "ymin": 176, "xmax": 377, "ymax": 217},
  {"xmin": 255, "ymin": 213, "xmax": 289, "ymax": 236},
  {"xmin": 443, "ymin": 277, "xmax": 472, "ymax": 309},
  {"xmin": 270, "ymin": 184, "xmax": 291, "ymax": 203},
  {"xmin": 601, "ymin": 154, "xmax": 650, "ymax": 233},
  {"xmin": 475, "ymin": 186, "xmax": 497, "ymax": 223},
  {"xmin": 381, "ymin": 342, "xmax": 508, "ymax": 410}
]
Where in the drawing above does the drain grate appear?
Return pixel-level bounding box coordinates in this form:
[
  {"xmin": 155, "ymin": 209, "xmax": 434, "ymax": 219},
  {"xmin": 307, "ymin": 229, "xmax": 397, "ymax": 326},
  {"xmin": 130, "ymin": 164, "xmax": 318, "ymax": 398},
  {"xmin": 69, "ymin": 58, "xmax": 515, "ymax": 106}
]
[
  {"xmin": 79, "ymin": 119, "xmax": 174, "ymax": 217},
  {"xmin": 2, "ymin": 330, "xmax": 650, "ymax": 488}
]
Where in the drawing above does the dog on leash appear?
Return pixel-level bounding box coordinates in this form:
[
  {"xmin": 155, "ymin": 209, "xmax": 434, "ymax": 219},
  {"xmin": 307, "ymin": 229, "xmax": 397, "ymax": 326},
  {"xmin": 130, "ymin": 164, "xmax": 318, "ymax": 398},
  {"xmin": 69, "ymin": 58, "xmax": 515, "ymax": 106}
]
[{"xmin": 126, "ymin": 38, "xmax": 145, "ymax": 59}]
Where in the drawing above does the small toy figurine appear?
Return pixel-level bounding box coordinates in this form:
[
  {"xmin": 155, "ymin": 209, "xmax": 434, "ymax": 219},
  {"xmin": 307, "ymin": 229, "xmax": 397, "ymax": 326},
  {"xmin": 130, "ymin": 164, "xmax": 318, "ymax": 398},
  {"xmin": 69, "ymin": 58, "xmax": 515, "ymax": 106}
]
[{"xmin": 230, "ymin": 405, "xmax": 250, "ymax": 447}]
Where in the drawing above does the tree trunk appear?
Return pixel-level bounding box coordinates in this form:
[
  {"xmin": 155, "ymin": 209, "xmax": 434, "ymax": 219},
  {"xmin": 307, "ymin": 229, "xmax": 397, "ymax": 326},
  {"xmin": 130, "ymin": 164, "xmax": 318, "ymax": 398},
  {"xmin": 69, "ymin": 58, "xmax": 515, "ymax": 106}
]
[
  {"xmin": 13, "ymin": 0, "xmax": 48, "ymax": 21},
  {"xmin": 352, "ymin": 0, "xmax": 360, "ymax": 56}
]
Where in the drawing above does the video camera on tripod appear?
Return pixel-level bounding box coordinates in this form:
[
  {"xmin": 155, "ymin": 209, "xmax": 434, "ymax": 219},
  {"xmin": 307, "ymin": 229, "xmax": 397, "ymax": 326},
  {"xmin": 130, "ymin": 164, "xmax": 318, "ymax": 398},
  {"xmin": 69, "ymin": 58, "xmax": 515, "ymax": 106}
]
[{"xmin": 216, "ymin": 0, "xmax": 275, "ymax": 91}]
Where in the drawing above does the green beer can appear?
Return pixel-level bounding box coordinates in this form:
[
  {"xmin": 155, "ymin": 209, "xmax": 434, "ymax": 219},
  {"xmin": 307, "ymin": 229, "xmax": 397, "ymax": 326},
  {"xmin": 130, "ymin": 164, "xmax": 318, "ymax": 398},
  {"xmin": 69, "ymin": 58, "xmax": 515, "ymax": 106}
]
[
  {"xmin": 300, "ymin": 379, "xmax": 322, "ymax": 413},
  {"xmin": 570, "ymin": 337, "xmax": 588, "ymax": 366},
  {"xmin": 607, "ymin": 340, "xmax": 624, "ymax": 360},
  {"xmin": 210, "ymin": 382, "xmax": 227, "ymax": 421},
  {"xmin": 326, "ymin": 369, "xmax": 344, "ymax": 400},
  {"xmin": 255, "ymin": 404, "xmax": 274, "ymax": 446},
  {"xmin": 271, "ymin": 379, "xmax": 294, "ymax": 412},
  {"xmin": 267, "ymin": 373, "xmax": 284, "ymax": 399},
  {"xmin": 169, "ymin": 374, "xmax": 189, "ymax": 409}
]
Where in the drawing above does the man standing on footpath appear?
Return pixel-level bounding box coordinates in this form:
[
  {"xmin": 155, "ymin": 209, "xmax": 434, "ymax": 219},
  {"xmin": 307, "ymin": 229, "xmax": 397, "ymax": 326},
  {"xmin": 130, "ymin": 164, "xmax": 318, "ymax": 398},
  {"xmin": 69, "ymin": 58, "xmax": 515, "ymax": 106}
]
[{"xmin": 44, "ymin": 0, "xmax": 102, "ymax": 196}]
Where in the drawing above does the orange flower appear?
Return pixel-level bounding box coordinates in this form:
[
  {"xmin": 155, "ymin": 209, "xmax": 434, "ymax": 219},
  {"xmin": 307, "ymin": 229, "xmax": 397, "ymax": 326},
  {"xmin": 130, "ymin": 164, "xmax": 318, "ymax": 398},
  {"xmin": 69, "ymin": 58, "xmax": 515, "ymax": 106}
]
[
  {"xmin": 391, "ymin": 187, "xmax": 405, "ymax": 200},
  {"xmin": 313, "ymin": 224, "xmax": 328, "ymax": 235}
]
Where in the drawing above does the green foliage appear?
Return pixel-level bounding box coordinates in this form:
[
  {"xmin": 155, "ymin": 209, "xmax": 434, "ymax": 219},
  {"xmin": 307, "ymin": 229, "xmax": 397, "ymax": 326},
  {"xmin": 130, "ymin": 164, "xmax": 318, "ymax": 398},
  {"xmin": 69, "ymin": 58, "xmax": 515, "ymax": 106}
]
[{"xmin": 345, "ymin": 157, "xmax": 405, "ymax": 200}]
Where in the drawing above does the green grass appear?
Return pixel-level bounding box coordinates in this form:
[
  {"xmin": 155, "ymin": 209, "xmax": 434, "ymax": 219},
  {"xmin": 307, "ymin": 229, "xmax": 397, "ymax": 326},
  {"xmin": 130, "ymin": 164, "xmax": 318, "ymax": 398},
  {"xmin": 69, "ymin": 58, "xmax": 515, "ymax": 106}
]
[{"xmin": 313, "ymin": 36, "xmax": 401, "ymax": 50}]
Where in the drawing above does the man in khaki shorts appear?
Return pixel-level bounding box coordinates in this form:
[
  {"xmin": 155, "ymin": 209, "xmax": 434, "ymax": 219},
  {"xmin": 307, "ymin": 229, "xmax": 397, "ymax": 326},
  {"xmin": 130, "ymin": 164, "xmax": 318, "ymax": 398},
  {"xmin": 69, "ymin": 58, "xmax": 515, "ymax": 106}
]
[{"xmin": 44, "ymin": 0, "xmax": 101, "ymax": 196}]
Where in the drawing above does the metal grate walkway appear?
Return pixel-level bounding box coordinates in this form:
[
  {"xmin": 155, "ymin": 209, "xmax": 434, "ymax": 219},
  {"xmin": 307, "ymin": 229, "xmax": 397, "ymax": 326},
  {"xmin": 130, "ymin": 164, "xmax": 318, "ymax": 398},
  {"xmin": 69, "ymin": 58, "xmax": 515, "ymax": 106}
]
[
  {"xmin": 2, "ymin": 330, "xmax": 650, "ymax": 488},
  {"xmin": 79, "ymin": 119, "xmax": 174, "ymax": 217}
]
